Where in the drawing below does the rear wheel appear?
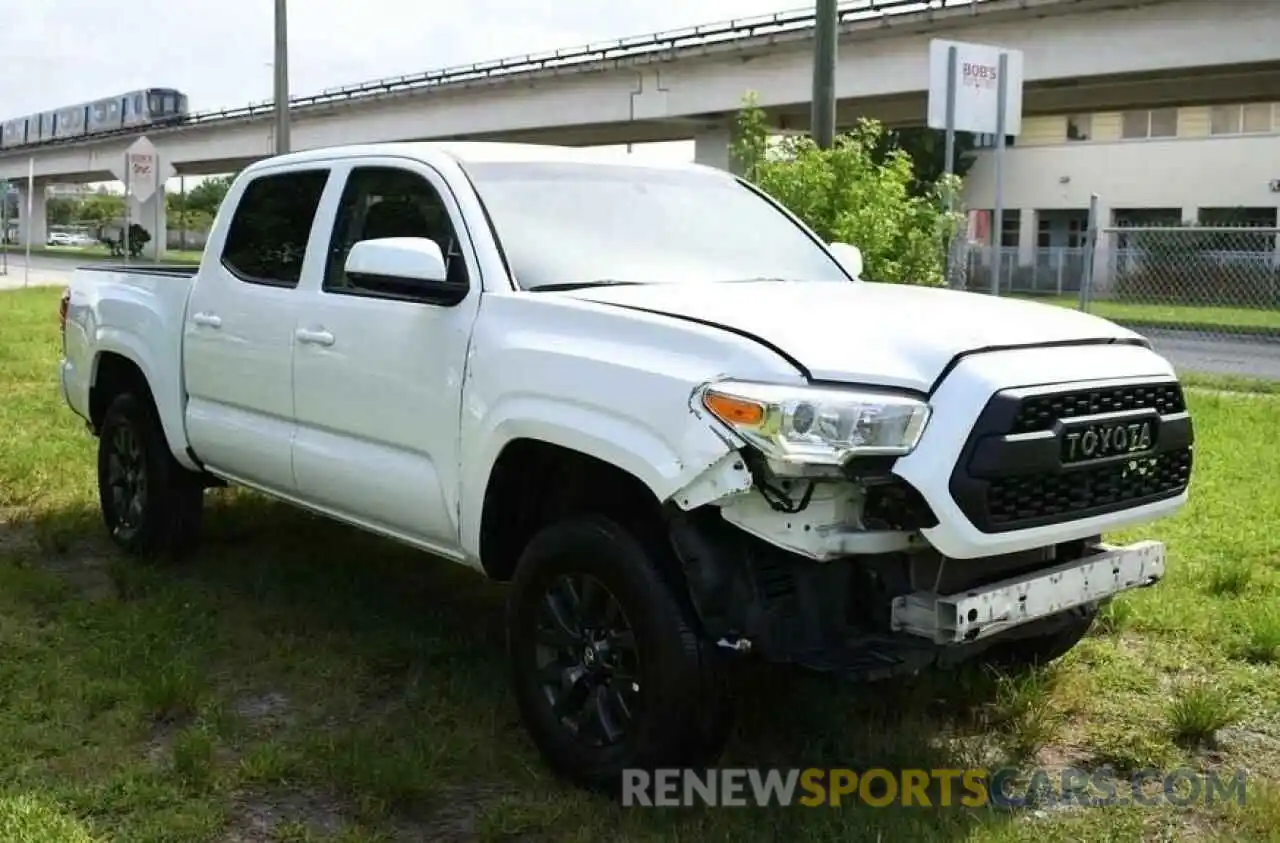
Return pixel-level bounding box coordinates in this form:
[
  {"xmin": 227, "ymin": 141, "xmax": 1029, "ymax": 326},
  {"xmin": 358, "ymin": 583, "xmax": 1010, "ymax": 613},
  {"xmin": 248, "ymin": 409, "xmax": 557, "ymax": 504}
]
[
  {"xmin": 507, "ymin": 515, "xmax": 732, "ymax": 794},
  {"xmin": 97, "ymin": 392, "xmax": 204, "ymax": 561}
]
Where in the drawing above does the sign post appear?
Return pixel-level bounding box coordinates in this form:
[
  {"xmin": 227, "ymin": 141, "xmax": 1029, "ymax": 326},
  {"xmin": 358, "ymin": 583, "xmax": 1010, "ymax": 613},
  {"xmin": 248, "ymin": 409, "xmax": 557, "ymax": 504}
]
[
  {"xmin": 24, "ymin": 157, "xmax": 33, "ymax": 287},
  {"xmin": 123, "ymin": 164, "xmax": 131, "ymax": 264},
  {"xmin": 992, "ymin": 51, "xmax": 1010, "ymax": 296},
  {"xmin": 1, "ymin": 180, "xmax": 7, "ymax": 277},
  {"xmin": 927, "ymin": 39, "xmax": 1024, "ymax": 294},
  {"xmin": 110, "ymin": 137, "xmax": 172, "ymax": 262}
]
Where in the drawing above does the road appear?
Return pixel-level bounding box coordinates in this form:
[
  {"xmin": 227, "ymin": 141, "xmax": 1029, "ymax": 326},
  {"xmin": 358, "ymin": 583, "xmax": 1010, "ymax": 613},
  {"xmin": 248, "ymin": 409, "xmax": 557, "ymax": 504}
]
[
  {"xmin": 3, "ymin": 252, "xmax": 1279, "ymax": 380},
  {"xmin": 1141, "ymin": 328, "xmax": 1280, "ymax": 382},
  {"xmin": 0, "ymin": 251, "xmax": 84, "ymax": 290}
]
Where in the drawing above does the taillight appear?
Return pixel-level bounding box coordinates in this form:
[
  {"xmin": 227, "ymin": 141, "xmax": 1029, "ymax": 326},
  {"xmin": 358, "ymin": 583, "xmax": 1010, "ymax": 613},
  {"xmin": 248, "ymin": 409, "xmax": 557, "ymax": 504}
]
[{"xmin": 59, "ymin": 289, "xmax": 70, "ymax": 336}]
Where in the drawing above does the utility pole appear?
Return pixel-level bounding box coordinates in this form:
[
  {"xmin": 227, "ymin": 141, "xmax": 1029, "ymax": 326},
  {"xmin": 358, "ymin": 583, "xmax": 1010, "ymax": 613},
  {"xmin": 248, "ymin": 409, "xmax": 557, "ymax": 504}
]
[
  {"xmin": 273, "ymin": 0, "xmax": 290, "ymax": 155},
  {"xmin": 811, "ymin": 0, "xmax": 838, "ymax": 149}
]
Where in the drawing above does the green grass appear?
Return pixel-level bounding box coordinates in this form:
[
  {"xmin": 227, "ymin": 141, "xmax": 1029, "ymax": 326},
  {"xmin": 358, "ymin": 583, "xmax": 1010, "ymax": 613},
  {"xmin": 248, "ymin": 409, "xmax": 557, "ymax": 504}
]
[
  {"xmin": 1, "ymin": 244, "xmax": 203, "ymax": 265},
  {"xmin": 1017, "ymin": 294, "xmax": 1280, "ymax": 335},
  {"xmin": 1180, "ymin": 372, "xmax": 1280, "ymax": 396},
  {"xmin": 3, "ymin": 285, "xmax": 1280, "ymax": 841}
]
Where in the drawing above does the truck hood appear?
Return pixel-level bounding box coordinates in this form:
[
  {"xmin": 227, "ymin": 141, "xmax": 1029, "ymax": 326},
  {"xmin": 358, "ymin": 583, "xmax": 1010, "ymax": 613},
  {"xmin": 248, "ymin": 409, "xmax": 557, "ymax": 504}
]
[{"xmin": 563, "ymin": 280, "xmax": 1146, "ymax": 393}]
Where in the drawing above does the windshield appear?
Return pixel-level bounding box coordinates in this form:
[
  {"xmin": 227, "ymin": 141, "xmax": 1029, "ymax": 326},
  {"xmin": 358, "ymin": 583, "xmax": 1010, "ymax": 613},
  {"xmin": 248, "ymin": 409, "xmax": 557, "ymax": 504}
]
[{"xmin": 461, "ymin": 161, "xmax": 853, "ymax": 291}]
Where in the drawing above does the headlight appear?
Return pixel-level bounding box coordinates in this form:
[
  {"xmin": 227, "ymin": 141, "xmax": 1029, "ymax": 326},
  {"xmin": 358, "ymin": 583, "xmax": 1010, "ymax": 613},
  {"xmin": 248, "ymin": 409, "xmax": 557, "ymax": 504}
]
[{"xmin": 698, "ymin": 380, "xmax": 931, "ymax": 472}]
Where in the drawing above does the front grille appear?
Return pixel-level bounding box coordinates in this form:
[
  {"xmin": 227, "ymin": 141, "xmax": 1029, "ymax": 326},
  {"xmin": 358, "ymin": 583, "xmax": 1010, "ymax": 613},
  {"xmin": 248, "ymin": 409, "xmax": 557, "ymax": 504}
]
[
  {"xmin": 1011, "ymin": 382, "xmax": 1186, "ymax": 434},
  {"xmin": 986, "ymin": 448, "xmax": 1192, "ymax": 528},
  {"xmin": 949, "ymin": 379, "xmax": 1194, "ymax": 533}
]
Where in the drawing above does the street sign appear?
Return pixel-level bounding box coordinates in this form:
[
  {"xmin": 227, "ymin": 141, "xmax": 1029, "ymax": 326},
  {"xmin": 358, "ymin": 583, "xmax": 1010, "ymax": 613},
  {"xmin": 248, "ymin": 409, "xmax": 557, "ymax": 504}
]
[
  {"xmin": 927, "ymin": 39, "xmax": 1024, "ymax": 298},
  {"xmin": 125, "ymin": 136, "xmax": 159, "ymax": 203},
  {"xmin": 927, "ymin": 39, "xmax": 1024, "ymax": 136}
]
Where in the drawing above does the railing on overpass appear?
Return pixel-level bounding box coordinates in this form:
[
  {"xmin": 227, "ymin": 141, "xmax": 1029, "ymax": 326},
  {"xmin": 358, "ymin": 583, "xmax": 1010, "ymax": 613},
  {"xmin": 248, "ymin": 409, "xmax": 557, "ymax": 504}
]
[{"xmin": 5, "ymin": 0, "xmax": 991, "ymax": 153}]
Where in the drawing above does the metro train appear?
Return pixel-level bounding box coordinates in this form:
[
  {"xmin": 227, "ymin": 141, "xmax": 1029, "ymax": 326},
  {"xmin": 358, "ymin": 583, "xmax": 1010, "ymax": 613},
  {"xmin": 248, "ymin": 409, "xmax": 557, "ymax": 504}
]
[{"xmin": 1, "ymin": 88, "xmax": 190, "ymax": 150}]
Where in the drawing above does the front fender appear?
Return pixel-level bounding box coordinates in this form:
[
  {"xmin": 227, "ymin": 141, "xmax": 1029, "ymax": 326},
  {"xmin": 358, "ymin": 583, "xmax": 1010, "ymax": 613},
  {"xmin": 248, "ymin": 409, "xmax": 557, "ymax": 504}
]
[
  {"xmin": 455, "ymin": 292, "xmax": 811, "ymax": 562},
  {"xmin": 458, "ymin": 394, "xmax": 738, "ymax": 561}
]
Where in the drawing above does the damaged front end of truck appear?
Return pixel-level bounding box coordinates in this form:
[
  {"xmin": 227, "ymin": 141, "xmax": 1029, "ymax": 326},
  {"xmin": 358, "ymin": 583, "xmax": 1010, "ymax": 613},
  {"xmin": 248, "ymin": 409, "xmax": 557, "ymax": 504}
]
[{"xmin": 663, "ymin": 376, "xmax": 1184, "ymax": 679}]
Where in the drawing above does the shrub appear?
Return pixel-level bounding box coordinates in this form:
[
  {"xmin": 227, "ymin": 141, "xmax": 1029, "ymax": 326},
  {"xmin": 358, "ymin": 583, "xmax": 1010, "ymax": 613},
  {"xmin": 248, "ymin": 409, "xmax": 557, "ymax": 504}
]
[{"xmin": 730, "ymin": 95, "xmax": 963, "ymax": 287}]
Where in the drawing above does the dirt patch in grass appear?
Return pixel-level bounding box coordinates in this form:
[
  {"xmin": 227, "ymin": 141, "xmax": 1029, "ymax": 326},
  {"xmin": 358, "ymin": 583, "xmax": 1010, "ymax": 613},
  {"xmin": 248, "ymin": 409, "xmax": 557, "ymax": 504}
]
[{"xmin": 223, "ymin": 790, "xmax": 347, "ymax": 842}]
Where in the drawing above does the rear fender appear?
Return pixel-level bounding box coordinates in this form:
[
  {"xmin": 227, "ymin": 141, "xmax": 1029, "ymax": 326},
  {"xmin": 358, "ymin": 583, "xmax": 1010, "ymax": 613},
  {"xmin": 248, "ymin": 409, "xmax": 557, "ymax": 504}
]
[{"xmin": 92, "ymin": 328, "xmax": 196, "ymax": 471}]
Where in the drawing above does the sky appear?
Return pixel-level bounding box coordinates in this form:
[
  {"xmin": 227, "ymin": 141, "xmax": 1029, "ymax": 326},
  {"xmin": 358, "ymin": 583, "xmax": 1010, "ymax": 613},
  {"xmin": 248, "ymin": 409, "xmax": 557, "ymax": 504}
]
[{"xmin": 2, "ymin": 0, "xmax": 809, "ymax": 175}]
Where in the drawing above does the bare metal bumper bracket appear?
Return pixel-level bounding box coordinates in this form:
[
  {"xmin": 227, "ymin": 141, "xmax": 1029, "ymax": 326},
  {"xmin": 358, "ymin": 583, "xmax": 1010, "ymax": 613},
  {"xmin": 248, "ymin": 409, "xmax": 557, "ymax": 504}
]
[{"xmin": 890, "ymin": 540, "xmax": 1166, "ymax": 645}]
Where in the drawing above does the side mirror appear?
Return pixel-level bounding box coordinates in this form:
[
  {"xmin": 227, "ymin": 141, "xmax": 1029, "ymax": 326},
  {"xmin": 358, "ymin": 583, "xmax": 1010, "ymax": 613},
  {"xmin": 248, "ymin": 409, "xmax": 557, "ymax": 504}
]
[
  {"xmin": 828, "ymin": 242, "xmax": 863, "ymax": 280},
  {"xmin": 344, "ymin": 237, "xmax": 467, "ymax": 305}
]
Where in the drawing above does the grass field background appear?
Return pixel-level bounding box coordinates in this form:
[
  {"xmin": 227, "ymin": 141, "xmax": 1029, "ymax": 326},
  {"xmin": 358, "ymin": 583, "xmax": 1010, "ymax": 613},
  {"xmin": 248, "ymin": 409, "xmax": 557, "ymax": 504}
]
[
  {"xmin": 1010, "ymin": 294, "xmax": 1280, "ymax": 335},
  {"xmin": 1, "ymin": 286, "xmax": 1279, "ymax": 841}
]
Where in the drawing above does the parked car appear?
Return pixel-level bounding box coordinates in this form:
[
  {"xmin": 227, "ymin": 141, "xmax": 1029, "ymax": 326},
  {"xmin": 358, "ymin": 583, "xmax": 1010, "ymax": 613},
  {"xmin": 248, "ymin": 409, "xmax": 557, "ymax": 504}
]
[{"xmin": 56, "ymin": 142, "xmax": 1194, "ymax": 792}]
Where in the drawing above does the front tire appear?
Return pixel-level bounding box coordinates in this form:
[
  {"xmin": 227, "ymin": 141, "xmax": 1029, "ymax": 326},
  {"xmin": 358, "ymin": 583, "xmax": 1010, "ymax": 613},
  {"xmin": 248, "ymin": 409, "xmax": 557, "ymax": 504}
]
[
  {"xmin": 978, "ymin": 605, "xmax": 1097, "ymax": 670},
  {"xmin": 97, "ymin": 392, "xmax": 204, "ymax": 561},
  {"xmin": 507, "ymin": 514, "xmax": 732, "ymax": 794}
]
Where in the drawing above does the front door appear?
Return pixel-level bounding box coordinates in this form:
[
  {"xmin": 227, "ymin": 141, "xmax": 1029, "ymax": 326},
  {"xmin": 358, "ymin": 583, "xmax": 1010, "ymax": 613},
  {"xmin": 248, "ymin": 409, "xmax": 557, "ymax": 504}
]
[
  {"xmin": 182, "ymin": 166, "xmax": 331, "ymax": 494},
  {"xmin": 290, "ymin": 160, "xmax": 481, "ymax": 550}
]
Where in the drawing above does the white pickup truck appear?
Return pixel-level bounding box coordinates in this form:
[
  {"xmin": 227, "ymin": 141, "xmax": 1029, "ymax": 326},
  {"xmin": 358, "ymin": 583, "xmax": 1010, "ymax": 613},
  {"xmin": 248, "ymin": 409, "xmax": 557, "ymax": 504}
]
[{"xmin": 58, "ymin": 141, "xmax": 1194, "ymax": 791}]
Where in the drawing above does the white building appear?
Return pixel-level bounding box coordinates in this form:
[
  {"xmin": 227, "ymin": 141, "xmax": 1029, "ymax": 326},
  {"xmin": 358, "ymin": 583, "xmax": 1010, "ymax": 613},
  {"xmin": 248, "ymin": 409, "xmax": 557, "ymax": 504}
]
[{"xmin": 962, "ymin": 100, "xmax": 1280, "ymax": 287}]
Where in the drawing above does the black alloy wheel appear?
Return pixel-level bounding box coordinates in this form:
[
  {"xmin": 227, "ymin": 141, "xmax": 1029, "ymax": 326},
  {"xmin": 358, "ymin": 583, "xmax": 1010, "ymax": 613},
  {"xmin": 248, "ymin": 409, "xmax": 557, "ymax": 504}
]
[
  {"xmin": 103, "ymin": 417, "xmax": 148, "ymax": 543},
  {"xmin": 534, "ymin": 572, "xmax": 642, "ymax": 748},
  {"xmin": 507, "ymin": 514, "xmax": 733, "ymax": 794},
  {"xmin": 97, "ymin": 391, "xmax": 205, "ymax": 560}
]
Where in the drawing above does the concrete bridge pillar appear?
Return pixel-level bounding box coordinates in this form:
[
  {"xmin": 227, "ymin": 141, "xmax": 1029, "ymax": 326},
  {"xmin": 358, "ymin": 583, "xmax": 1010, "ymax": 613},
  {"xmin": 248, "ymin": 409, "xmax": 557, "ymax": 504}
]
[
  {"xmin": 693, "ymin": 124, "xmax": 742, "ymax": 174},
  {"xmin": 128, "ymin": 186, "xmax": 167, "ymax": 260},
  {"xmin": 15, "ymin": 182, "xmax": 47, "ymax": 247}
]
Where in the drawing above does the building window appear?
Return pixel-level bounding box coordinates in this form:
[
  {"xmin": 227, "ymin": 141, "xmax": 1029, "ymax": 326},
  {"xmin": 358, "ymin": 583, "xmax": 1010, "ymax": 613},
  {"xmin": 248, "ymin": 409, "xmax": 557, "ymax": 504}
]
[
  {"xmin": 1037, "ymin": 211, "xmax": 1089, "ymax": 249},
  {"xmin": 973, "ymin": 133, "xmax": 1017, "ymax": 149},
  {"xmin": 1066, "ymin": 114, "xmax": 1091, "ymax": 141},
  {"xmin": 1210, "ymin": 103, "xmax": 1274, "ymax": 135},
  {"xmin": 997, "ymin": 210, "xmax": 1020, "ymax": 248},
  {"xmin": 1121, "ymin": 108, "xmax": 1178, "ymax": 139}
]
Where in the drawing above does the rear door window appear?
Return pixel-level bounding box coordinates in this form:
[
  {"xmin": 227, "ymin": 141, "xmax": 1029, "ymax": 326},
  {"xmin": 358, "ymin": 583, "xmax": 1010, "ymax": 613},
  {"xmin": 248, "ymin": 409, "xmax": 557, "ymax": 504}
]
[{"xmin": 220, "ymin": 170, "xmax": 330, "ymax": 288}]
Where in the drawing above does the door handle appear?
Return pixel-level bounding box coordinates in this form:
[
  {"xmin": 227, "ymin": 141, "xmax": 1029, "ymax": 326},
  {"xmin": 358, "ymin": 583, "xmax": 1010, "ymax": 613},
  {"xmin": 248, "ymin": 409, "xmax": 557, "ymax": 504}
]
[
  {"xmin": 295, "ymin": 328, "xmax": 335, "ymax": 347},
  {"xmin": 191, "ymin": 312, "xmax": 221, "ymax": 329}
]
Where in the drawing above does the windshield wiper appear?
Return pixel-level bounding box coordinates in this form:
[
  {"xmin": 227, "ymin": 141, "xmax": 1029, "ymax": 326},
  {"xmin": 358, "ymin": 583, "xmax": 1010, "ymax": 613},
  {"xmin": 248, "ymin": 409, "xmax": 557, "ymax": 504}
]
[{"xmin": 529, "ymin": 279, "xmax": 647, "ymax": 292}]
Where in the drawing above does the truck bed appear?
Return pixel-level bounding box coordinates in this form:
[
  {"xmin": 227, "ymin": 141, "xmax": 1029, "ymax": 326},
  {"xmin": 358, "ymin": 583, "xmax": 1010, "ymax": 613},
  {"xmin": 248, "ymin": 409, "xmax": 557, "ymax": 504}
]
[
  {"xmin": 75, "ymin": 262, "xmax": 198, "ymax": 279},
  {"xmin": 60, "ymin": 263, "xmax": 199, "ymax": 465}
]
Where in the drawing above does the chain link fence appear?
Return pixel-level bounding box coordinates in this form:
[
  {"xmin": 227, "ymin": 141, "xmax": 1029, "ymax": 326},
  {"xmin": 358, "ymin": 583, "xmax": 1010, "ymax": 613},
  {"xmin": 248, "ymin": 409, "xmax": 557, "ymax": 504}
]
[
  {"xmin": 1087, "ymin": 222, "xmax": 1280, "ymax": 338},
  {"xmin": 952, "ymin": 207, "xmax": 1280, "ymax": 380}
]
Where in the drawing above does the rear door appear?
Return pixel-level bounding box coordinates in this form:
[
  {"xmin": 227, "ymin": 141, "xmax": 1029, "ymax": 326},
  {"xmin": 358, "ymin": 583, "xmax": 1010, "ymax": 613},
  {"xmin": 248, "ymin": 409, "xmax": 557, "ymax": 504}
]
[
  {"xmin": 290, "ymin": 158, "xmax": 481, "ymax": 551},
  {"xmin": 182, "ymin": 166, "xmax": 331, "ymax": 494}
]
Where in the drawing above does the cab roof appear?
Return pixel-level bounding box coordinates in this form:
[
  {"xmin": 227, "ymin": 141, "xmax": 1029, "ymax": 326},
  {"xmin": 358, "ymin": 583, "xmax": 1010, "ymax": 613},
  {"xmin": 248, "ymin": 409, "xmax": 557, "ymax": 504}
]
[{"xmin": 251, "ymin": 140, "xmax": 723, "ymax": 175}]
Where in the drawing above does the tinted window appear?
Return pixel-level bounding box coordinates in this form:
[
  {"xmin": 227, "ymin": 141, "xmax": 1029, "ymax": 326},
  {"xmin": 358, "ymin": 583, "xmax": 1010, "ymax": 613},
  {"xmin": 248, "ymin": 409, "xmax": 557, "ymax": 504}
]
[
  {"xmin": 461, "ymin": 161, "xmax": 849, "ymax": 290},
  {"xmin": 324, "ymin": 166, "xmax": 468, "ymax": 294},
  {"xmin": 222, "ymin": 169, "xmax": 330, "ymax": 287}
]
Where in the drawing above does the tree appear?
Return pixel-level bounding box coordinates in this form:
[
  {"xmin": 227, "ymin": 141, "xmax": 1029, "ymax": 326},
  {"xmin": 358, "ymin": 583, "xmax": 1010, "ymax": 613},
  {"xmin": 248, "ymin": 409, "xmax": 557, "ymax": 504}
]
[
  {"xmin": 875, "ymin": 125, "xmax": 976, "ymax": 197},
  {"xmin": 182, "ymin": 175, "xmax": 234, "ymax": 218},
  {"xmin": 47, "ymin": 197, "xmax": 81, "ymax": 226},
  {"xmin": 78, "ymin": 192, "xmax": 127, "ymax": 226},
  {"xmin": 731, "ymin": 96, "xmax": 963, "ymax": 287}
]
